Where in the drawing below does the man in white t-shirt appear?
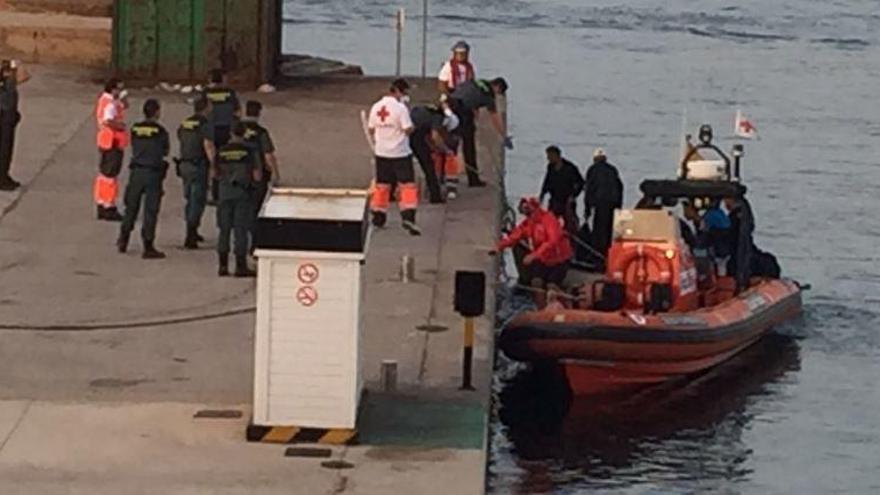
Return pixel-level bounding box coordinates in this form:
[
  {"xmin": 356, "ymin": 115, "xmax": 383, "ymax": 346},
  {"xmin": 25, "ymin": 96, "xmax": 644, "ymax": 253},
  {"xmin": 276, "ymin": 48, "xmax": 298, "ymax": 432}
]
[
  {"xmin": 438, "ymin": 40, "xmax": 476, "ymax": 94},
  {"xmin": 368, "ymin": 78, "xmax": 420, "ymax": 236}
]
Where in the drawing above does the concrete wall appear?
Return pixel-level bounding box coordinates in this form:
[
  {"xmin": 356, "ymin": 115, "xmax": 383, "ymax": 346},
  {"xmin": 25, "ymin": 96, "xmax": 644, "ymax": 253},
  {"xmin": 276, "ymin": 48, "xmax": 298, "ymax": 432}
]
[
  {"xmin": 1, "ymin": 0, "xmax": 112, "ymax": 17},
  {"xmin": 0, "ymin": 11, "xmax": 111, "ymax": 67}
]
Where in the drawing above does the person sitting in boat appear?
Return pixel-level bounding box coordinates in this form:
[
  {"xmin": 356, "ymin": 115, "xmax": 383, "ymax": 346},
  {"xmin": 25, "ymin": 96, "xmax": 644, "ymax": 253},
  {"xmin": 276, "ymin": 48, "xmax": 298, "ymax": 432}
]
[
  {"xmin": 724, "ymin": 197, "xmax": 781, "ymax": 285},
  {"xmin": 491, "ymin": 197, "xmax": 573, "ymax": 288}
]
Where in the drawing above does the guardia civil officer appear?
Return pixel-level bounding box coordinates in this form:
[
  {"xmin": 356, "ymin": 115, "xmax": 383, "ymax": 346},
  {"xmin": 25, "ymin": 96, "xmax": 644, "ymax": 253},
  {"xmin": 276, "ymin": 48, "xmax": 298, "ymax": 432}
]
[
  {"xmin": 117, "ymin": 99, "xmax": 170, "ymax": 259},
  {"xmin": 203, "ymin": 69, "xmax": 240, "ymax": 204},
  {"xmin": 241, "ymin": 100, "xmax": 280, "ymax": 250},
  {"xmin": 448, "ymin": 77, "xmax": 513, "ymax": 187},
  {"xmin": 177, "ymin": 96, "xmax": 215, "ymax": 249},
  {"xmin": 214, "ymin": 122, "xmax": 262, "ymax": 278},
  {"xmin": 0, "ymin": 59, "xmax": 30, "ymax": 191}
]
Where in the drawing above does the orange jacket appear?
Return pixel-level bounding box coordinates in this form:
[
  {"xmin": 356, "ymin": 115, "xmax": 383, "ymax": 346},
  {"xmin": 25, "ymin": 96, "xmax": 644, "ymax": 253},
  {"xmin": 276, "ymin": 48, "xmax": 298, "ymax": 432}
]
[
  {"xmin": 497, "ymin": 207, "xmax": 572, "ymax": 266},
  {"xmin": 95, "ymin": 92, "xmax": 127, "ymax": 150}
]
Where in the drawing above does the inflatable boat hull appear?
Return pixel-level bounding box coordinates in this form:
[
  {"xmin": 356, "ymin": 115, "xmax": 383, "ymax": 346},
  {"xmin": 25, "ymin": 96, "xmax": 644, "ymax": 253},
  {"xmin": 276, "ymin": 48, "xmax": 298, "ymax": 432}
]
[{"xmin": 500, "ymin": 279, "xmax": 802, "ymax": 395}]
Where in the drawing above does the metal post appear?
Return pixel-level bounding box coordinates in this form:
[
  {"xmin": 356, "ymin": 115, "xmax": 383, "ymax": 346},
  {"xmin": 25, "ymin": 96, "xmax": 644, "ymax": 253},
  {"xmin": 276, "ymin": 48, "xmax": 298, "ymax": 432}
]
[
  {"xmin": 460, "ymin": 317, "xmax": 475, "ymax": 390},
  {"xmin": 420, "ymin": 0, "xmax": 428, "ymax": 78},
  {"xmin": 395, "ymin": 8, "xmax": 405, "ymax": 76},
  {"xmin": 381, "ymin": 360, "xmax": 398, "ymax": 392}
]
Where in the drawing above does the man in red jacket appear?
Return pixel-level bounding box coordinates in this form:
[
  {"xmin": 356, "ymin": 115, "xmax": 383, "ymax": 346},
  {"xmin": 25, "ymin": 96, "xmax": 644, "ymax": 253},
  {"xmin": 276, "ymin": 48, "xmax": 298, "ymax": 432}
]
[{"xmin": 492, "ymin": 197, "xmax": 572, "ymax": 287}]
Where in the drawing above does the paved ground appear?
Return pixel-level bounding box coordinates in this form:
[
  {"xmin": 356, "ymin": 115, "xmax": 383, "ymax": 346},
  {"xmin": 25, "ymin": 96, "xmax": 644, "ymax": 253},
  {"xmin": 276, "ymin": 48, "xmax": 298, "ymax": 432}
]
[{"xmin": 0, "ymin": 66, "xmax": 503, "ymax": 493}]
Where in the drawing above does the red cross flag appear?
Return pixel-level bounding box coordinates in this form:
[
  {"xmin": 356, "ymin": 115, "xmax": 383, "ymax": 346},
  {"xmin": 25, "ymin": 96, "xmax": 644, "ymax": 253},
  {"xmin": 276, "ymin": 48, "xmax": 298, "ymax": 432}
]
[{"xmin": 735, "ymin": 109, "xmax": 757, "ymax": 139}]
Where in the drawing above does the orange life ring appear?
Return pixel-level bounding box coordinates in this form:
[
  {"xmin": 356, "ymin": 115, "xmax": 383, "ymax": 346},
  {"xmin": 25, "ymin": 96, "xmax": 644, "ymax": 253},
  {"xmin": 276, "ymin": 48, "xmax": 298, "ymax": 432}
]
[{"xmin": 609, "ymin": 244, "xmax": 675, "ymax": 309}]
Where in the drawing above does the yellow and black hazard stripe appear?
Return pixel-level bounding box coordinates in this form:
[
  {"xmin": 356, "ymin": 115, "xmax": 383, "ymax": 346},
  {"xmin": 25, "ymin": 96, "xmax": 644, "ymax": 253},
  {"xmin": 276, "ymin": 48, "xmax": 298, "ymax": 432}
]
[{"xmin": 246, "ymin": 425, "xmax": 357, "ymax": 445}]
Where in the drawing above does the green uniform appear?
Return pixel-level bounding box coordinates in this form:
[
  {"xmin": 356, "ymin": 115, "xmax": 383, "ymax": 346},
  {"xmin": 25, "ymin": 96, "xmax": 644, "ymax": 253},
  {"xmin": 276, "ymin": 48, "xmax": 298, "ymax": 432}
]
[
  {"xmin": 120, "ymin": 120, "xmax": 170, "ymax": 244},
  {"xmin": 203, "ymin": 86, "xmax": 239, "ymax": 203},
  {"xmin": 177, "ymin": 113, "xmax": 213, "ymax": 230},
  {"xmin": 241, "ymin": 118, "xmax": 276, "ymax": 242},
  {"xmin": 216, "ymin": 142, "xmax": 256, "ymax": 257}
]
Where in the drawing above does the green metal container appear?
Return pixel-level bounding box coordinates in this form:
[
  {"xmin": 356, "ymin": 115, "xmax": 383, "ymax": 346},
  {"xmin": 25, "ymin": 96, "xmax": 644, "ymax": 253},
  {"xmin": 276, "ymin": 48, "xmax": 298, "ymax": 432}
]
[{"xmin": 112, "ymin": 0, "xmax": 281, "ymax": 86}]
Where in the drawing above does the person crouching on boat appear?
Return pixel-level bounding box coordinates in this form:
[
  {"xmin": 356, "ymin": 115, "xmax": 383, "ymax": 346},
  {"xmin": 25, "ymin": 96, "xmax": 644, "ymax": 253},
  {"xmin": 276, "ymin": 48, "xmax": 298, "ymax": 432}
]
[{"xmin": 490, "ymin": 197, "xmax": 573, "ymax": 288}]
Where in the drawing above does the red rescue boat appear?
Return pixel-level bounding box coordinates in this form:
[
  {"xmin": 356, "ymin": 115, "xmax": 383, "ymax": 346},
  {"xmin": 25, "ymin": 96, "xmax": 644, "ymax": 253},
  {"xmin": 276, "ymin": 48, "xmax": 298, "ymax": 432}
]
[{"xmin": 499, "ymin": 127, "xmax": 804, "ymax": 396}]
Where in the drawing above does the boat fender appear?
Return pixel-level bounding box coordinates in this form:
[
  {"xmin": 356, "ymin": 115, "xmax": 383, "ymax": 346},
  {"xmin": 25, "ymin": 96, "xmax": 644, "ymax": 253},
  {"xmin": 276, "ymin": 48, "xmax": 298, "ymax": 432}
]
[{"xmin": 627, "ymin": 312, "xmax": 647, "ymax": 325}]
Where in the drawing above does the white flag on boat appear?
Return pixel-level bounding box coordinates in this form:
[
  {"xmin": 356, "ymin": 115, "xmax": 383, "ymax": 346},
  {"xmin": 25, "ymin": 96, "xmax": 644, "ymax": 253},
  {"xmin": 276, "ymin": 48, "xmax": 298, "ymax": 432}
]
[{"xmin": 734, "ymin": 109, "xmax": 757, "ymax": 139}]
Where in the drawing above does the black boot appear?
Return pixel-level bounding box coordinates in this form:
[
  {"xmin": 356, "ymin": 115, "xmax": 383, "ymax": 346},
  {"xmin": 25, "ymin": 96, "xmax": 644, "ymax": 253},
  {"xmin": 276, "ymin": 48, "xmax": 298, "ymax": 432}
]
[
  {"xmin": 234, "ymin": 256, "xmax": 256, "ymax": 278},
  {"xmin": 371, "ymin": 211, "xmax": 387, "ymax": 228},
  {"xmin": 184, "ymin": 226, "xmax": 199, "ymax": 250},
  {"xmin": 96, "ymin": 205, "xmax": 106, "ymax": 220},
  {"xmin": 116, "ymin": 233, "xmax": 130, "ymax": 253},
  {"xmin": 401, "ymin": 210, "xmax": 422, "ymax": 236},
  {"xmin": 104, "ymin": 207, "xmax": 123, "ymax": 222},
  {"xmin": 142, "ymin": 241, "xmax": 166, "ymax": 260},
  {"xmin": 218, "ymin": 253, "xmax": 230, "ymax": 277}
]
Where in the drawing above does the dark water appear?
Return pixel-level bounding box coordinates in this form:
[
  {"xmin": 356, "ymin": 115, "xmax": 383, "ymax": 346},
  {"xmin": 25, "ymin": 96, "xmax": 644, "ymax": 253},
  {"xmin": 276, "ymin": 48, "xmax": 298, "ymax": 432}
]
[{"xmin": 283, "ymin": 1, "xmax": 880, "ymax": 492}]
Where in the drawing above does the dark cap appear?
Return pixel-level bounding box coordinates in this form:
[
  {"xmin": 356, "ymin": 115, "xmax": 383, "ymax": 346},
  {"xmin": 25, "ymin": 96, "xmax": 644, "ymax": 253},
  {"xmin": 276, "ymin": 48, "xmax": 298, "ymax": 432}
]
[
  {"xmin": 391, "ymin": 78, "xmax": 410, "ymax": 93},
  {"xmin": 490, "ymin": 77, "xmax": 508, "ymax": 94},
  {"xmin": 209, "ymin": 68, "xmax": 225, "ymax": 84}
]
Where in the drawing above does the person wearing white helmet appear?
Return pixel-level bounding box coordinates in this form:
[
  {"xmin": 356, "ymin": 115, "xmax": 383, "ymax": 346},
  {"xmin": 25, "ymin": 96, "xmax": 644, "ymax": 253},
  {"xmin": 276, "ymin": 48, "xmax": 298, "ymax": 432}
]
[
  {"xmin": 583, "ymin": 148, "xmax": 623, "ymax": 261},
  {"xmin": 438, "ymin": 40, "xmax": 476, "ymax": 94}
]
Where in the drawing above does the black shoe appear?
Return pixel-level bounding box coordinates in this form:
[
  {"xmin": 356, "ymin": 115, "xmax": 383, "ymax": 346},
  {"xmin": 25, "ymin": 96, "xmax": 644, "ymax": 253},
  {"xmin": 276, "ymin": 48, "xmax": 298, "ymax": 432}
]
[
  {"xmin": 429, "ymin": 196, "xmax": 446, "ymax": 204},
  {"xmin": 234, "ymin": 256, "xmax": 256, "ymax": 278},
  {"xmin": 0, "ymin": 179, "xmax": 20, "ymax": 191},
  {"xmin": 104, "ymin": 207, "xmax": 123, "ymax": 222},
  {"xmin": 116, "ymin": 234, "xmax": 129, "ymax": 253},
  {"xmin": 142, "ymin": 243, "xmax": 166, "ymax": 260},
  {"xmin": 402, "ymin": 220, "xmax": 422, "ymax": 236},
  {"xmin": 218, "ymin": 253, "xmax": 230, "ymax": 277},
  {"xmin": 184, "ymin": 228, "xmax": 199, "ymax": 250},
  {"xmin": 469, "ymin": 179, "xmax": 487, "ymax": 188},
  {"xmin": 97, "ymin": 206, "xmax": 107, "ymax": 220},
  {"xmin": 371, "ymin": 211, "xmax": 387, "ymax": 228}
]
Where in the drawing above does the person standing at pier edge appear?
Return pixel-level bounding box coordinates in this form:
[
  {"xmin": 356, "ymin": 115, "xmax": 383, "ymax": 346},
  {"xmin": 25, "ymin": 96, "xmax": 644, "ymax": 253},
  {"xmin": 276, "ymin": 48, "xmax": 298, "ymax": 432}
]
[
  {"xmin": 449, "ymin": 78, "xmax": 514, "ymax": 187},
  {"xmin": 539, "ymin": 145, "xmax": 584, "ymax": 236},
  {"xmin": 438, "ymin": 40, "xmax": 476, "ymax": 94},
  {"xmin": 93, "ymin": 78, "xmax": 128, "ymax": 220},
  {"xmin": 203, "ymin": 69, "xmax": 240, "ymax": 205},
  {"xmin": 241, "ymin": 100, "xmax": 280, "ymax": 251},
  {"xmin": 177, "ymin": 96, "xmax": 215, "ymax": 249},
  {"xmin": 215, "ymin": 122, "xmax": 261, "ymax": 277},
  {"xmin": 117, "ymin": 99, "xmax": 170, "ymax": 260},
  {"xmin": 0, "ymin": 59, "xmax": 29, "ymax": 191},
  {"xmin": 409, "ymin": 101, "xmax": 459, "ymax": 203},
  {"xmin": 368, "ymin": 78, "xmax": 421, "ymax": 236},
  {"xmin": 583, "ymin": 148, "xmax": 623, "ymax": 260}
]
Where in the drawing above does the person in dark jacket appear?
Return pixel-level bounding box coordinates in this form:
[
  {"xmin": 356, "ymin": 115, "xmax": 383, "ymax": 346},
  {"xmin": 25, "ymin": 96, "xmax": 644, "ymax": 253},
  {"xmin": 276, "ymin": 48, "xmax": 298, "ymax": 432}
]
[
  {"xmin": 539, "ymin": 145, "xmax": 584, "ymax": 235},
  {"xmin": 724, "ymin": 196, "xmax": 780, "ymax": 289},
  {"xmin": 584, "ymin": 148, "xmax": 623, "ymax": 259}
]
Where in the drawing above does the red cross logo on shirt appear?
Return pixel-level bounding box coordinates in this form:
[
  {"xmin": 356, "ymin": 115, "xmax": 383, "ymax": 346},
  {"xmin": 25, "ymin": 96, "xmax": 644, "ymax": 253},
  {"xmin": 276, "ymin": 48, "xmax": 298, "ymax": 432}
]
[
  {"xmin": 377, "ymin": 106, "xmax": 390, "ymax": 123},
  {"xmin": 739, "ymin": 120, "xmax": 754, "ymax": 133}
]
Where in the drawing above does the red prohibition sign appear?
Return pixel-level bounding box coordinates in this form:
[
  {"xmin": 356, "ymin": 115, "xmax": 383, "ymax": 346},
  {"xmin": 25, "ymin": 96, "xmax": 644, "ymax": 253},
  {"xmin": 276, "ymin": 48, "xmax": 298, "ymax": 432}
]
[
  {"xmin": 297, "ymin": 263, "xmax": 320, "ymax": 284},
  {"xmin": 296, "ymin": 286, "xmax": 318, "ymax": 307}
]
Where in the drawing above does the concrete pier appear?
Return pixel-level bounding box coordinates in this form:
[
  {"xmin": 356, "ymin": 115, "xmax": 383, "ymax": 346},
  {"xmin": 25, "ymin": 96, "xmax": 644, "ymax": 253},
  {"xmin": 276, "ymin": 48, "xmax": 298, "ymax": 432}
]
[{"xmin": 0, "ymin": 66, "xmax": 503, "ymax": 493}]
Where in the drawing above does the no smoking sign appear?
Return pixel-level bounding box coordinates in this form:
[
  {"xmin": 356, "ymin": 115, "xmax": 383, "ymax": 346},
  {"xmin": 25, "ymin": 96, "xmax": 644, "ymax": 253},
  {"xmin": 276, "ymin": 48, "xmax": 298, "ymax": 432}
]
[
  {"xmin": 296, "ymin": 286, "xmax": 318, "ymax": 307},
  {"xmin": 297, "ymin": 263, "xmax": 319, "ymax": 284}
]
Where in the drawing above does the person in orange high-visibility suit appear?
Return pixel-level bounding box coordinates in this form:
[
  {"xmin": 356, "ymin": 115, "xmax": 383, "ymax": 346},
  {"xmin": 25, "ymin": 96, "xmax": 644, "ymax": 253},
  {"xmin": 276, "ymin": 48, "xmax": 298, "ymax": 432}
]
[
  {"xmin": 491, "ymin": 197, "xmax": 573, "ymax": 287},
  {"xmin": 93, "ymin": 78, "xmax": 128, "ymax": 221}
]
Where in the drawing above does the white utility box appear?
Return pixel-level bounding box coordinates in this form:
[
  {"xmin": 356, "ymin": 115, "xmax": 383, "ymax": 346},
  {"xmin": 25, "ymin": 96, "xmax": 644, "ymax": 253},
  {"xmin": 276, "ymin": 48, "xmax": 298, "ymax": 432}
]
[{"xmin": 251, "ymin": 188, "xmax": 370, "ymax": 430}]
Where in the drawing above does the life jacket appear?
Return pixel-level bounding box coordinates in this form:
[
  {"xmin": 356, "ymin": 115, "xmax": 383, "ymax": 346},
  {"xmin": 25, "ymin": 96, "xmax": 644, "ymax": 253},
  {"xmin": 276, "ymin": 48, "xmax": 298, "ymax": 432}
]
[
  {"xmin": 449, "ymin": 59, "xmax": 475, "ymax": 89},
  {"xmin": 95, "ymin": 92, "xmax": 128, "ymax": 150}
]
